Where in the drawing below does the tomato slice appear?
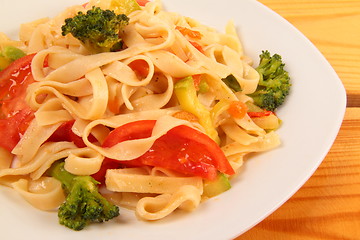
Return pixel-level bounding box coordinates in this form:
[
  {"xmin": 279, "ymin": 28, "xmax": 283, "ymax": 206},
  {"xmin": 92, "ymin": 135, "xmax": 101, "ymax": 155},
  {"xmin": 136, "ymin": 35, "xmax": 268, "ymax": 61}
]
[
  {"xmin": 165, "ymin": 125, "xmax": 235, "ymax": 177},
  {"xmin": 128, "ymin": 59, "xmax": 149, "ymax": 79},
  {"xmin": 0, "ymin": 109, "xmax": 34, "ymax": 151},
  {"xmin": 47, "ymin": 120, "xmax": 97, "ymax": 148},
  {"xmin": 0, "ymin": 54, "xmax": 36, "ymax": 116},
  {"xmin": 102, "ymin": 120, "xmax": 155, "ymax": 147},
  {"xmin": 0, "ymin": 54, "xmax": 35, "ymax": 97},
  {"xmin": 94, "ymin": 120, "xmax": 234, "ymax": 181},
  {"xmin": 136, "ymin": 0, "xmax": 149, "ymax": 7},
  {"xmin": 92, "ymin": 120, "xmax": 153, "ymax": 183},
  {"xmin": 0, "ymin": 54, "xmax": 36, "ymax": 151}
]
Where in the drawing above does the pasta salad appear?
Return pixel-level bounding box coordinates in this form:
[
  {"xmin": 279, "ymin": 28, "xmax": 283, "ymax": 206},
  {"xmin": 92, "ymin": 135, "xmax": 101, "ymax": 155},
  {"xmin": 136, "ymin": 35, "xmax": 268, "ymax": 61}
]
[{"xmin": 0, "ymin": 0, "xmax": 290, "ymax": 230}]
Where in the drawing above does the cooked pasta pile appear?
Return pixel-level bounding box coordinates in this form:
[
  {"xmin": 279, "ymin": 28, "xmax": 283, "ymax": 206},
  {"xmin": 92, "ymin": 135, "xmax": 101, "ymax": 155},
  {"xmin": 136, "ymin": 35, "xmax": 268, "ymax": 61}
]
[{"xmin": 0, "ymin": 0, "xmax": 281, "ymax": 222}]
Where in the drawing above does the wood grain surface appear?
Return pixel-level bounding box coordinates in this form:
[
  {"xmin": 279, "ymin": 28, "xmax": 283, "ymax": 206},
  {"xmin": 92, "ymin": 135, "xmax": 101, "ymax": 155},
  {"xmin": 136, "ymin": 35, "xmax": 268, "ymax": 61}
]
[
  {"xmin": 234, "ymin": 0, "xmax": 360, "ymax": 239},
  {"xmin": 258, "ymin": 0, "xmax": 360, "ymax": 106}
]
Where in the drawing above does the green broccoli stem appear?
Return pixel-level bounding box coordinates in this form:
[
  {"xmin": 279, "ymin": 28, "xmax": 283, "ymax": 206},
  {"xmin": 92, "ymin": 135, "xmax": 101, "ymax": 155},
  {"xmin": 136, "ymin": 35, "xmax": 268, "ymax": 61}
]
[
  {"xmin": 48, "ymin": 161, "xmax": 120, "ymax": 231},
  {"xmin": 47, "ymin": 161, "xmax": 75, "ymax": 192}
]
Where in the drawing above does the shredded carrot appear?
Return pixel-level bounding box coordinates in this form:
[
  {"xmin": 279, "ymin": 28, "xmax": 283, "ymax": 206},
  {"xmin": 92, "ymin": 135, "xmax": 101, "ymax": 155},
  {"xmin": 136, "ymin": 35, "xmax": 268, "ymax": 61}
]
[
  {"xmin": 227, "ymin": 101, "xmax": 248, "ymax": 119},
  {"xmin": 176, "ymin": 26, "xmax": 202, "ymax": 39},
  {"xmin": 190, "ymin": 41, "xmax": 204, "ymax": 53}
]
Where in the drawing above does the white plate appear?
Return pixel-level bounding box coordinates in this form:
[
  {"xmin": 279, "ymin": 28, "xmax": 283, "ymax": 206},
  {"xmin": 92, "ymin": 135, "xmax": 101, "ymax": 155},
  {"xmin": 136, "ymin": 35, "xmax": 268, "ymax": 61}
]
[{"xmin": 0, "ymin": 0, "xmax": 346, "ymax": 239}]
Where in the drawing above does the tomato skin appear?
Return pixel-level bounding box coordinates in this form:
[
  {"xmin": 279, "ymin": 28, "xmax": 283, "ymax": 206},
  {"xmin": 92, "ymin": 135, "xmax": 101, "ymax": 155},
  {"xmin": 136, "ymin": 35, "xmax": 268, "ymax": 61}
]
[
  {"xmin": 136, "ymin": 0, "xmax": 149, "ymax": 7},
  {"xmin": 165, "ymin": 125, "xmax": 235, "ymax": 176},
  {"xmin": 0, "ymin": 54, "xmax": 37, "ymax": 151},
  {"xmin": 128, "ymin": 59, "xmax": 149, "ymax": 79},
  {"xmin": 47, "ymin": 120, "xmax": 97, "ymax": 148},
  {"xmin": 92, "ymin": 159, "xmax": 122, "ymax": 184},
  {"xmin": 92, "ymin": 120, "xmax": 154, "ymax": 182},
  {"xmin": 139, "ymin": 128, "xmax": 220, "ymax": 179},
  {"xmin": 102, "ymin": 120, "xmax": 155, "ymax": 147},
  {"xmin": 0, "ymin": 54, "xmax": 36, "ymax": 117},
  {"xmin": 0, "ymin": 109, "xmax": 34, "ymax": 151},
  {"xmin": 100, "ymin": 120, "xmax": 155, "ymax": 168},
  {"xmin": 247, "ymin": 110, "xmax": 273, "ymax": 118},
  {"xmin": 95, "ymin": 120, "xmax": 234, "ymax": 181},
  {"xmin": 0, "ymin": 54, "xmax": 36, "ymax": 100}
]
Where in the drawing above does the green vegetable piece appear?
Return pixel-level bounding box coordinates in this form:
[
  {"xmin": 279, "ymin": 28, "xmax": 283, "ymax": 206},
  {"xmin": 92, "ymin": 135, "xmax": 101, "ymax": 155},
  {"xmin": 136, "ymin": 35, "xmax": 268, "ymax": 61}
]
[
  {"xmin": 0, "ymin": 56, "xmax": 12, "ymax": 71},
  {"xmin": 2, "ymin": 46, "xmax": 26, "ymax": 61},
  {"xmin": 61, "ymin": 6, "xmax": 129, "ymax": 53},
  {"xmin": 222, "ymin": 74, "xmax": 241, "ymax": 92},
  {"xmin": 197, "ymin": 79, "xmax": 210, "ymax": 93},
  {"xmin": 0, "ymin": 46, "xmax": 26, "ymax": 70},
  {"xmin": 249, "ymin": 50, "xmax": 291, "ymax": 111},
  {"xmin": 48, "ymin": 161, "xmax": 120, "ymax": 231},
  {"xmin": 174, "ymin": 76, "xmax": 220, "ymax": 144},
  {"xmin": 203, "ymin": 173, "xmax": 231, "ymax": 198},
  {"xmin": 109, "ymin": 0, "xmax": 141, "ymax": 15}
]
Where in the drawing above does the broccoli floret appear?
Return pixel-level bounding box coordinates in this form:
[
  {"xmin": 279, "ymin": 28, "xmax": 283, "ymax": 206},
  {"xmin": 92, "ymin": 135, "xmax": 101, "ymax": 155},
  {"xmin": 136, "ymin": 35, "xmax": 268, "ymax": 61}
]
[
  {"xmin": 48, "ymin": 161, "xmax": 119, "ymax": 231},
  {"xmin": 249, "ymin": 50, "xmax": 291, "ymax": 111},
  {"xmin": 61, "ymin": 6, "xmax": 129, "ymax": 52}
]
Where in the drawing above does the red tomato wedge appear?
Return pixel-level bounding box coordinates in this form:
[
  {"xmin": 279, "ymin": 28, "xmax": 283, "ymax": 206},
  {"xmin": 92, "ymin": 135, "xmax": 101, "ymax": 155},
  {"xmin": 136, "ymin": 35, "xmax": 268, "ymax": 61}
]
[
  {"xmin": 0, "ymin": 109, "xmax": 34, "ymax": 151},
  {"xmin": 128, "ymin": 59, "xmax": 149, "ymax": 79},
  {"xmin": 0, "ymin": 53, "xmax": 36, "ymax": 116},
  {"xmin": 0, "ymin": 54, "xmax": 36, "ymax": 151},
  {"xmin": 136, "ymin": 0, "xmax": 149, "ymax": 7},
  {"xmin": 93, "ymin": 120, "xmax": 234, "ymax": 182},
  {"xmin": 47, "ymin": 120, "xmax": 98, "ymax": 148}
]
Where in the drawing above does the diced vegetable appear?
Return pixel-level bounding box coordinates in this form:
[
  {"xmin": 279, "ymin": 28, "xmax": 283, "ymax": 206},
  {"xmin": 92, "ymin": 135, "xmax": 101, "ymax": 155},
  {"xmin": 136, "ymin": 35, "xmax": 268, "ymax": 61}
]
[
  {"xmin": 174, "ymin": 76, "xmax": 220, "ymax": 143},
  {"xmin": 227, "ymin": 101, "xmax": 248, "ymax": 119},
  {"xmin": 176, "ymin": 26, "xmax": 202, "ymax": 39},
  {"xmin": 109, "ymin": 0, "xmax": 141, "ymax": 15},
  {"xmin": 221, "ymin": 74, "xmax": 241, "ymax": 92},
  {"xmin": 203, "ymin": 173, "xmax": 231, "ymax": 198},
  {"xmin": 0, "ymin": 46, "xmax": 26, "ymax": 70}
]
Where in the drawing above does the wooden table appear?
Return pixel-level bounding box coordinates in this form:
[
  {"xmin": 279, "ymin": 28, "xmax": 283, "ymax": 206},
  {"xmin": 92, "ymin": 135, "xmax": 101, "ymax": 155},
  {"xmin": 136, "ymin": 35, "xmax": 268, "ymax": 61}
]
[{"xmin": 236, "ymin": 1, "xmax": 360, "ymax": 239}]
